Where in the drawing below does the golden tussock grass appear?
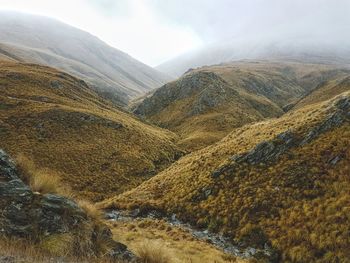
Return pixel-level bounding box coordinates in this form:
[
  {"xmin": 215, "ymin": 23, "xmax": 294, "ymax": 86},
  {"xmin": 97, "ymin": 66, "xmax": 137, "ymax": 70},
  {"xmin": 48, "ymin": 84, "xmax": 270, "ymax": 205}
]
[
  {"xmin": 15, "ymin": 154, "xmax": 68, "ymax": 196},
  {"xmin": 136, "ymin": 241, "xmax": 172, "ymax": 263},
  {"xmin": 0, "ymin": 61, "xmax": 183, "ymax": 201},
  {"xmin": 77, "ymin": 199, "xmax": 103, "ymax": 221},
  {"xmin": 0, "ymin": 237, "xmax": 124, "ymax": 263},
  {"xmin": 103, "ymin": 93, "xmax": 350, "ymax": 262},
  {"xmin": 108, "ymin": 219, "xmax": 245, "ymax": 263},
  {"xmin": 137, "ymin": 61, "xmax": 349, "ymax": 151}
]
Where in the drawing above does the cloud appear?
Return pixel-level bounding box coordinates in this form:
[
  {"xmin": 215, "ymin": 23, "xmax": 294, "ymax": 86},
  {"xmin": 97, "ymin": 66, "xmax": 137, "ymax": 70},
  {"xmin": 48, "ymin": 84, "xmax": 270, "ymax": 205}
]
[
  {"xmin": 149, "ymin": 0, "xmax": 350, "ymax": 44},
  {"xmin": 0, "ymin": 0, "xmax": 203, "ymax": 66},
  {"xmin": 0, "ymin": 0, "xmax": 349, "ymax": 65}
]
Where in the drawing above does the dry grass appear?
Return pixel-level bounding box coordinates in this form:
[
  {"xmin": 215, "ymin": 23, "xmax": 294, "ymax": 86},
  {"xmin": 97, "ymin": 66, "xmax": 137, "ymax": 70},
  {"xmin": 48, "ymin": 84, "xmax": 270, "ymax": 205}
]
[
  {"xmin": 0, "ymin": 238, "xmax": 49, "ymax": 262},
  {"xmin": 0, "ymin": 237, "xmax": 124, "ymax": 263},
  {"xmin": 135, "ymin": 61, "xmax": 349, "ymax": 151},
  {"xmin": 77, "ymin": 199, "xmax": 103, "ymax": 221},
  {"xmin": 108, "ymin": 219, "xmax": 245, "ymax": 263},
  {"xmin": 0, "ymin": 60, "xmax": 183, "ymax": 201},
  {"xmin": 136, "ymin": 242, "xmax": 172, "ymax": 263},
  {"xmin": 294, "ymin": 75, "xmax": 350, "ymax": 109},
  {"xmin": 15, "ymin": 154, "xmax": 66, "ymax": 195},
  {"xmin": 136, "ymin": 70, "xmax": 283, "ymax": 151},
  {"xmin": 103, "ymin": 93, "xmax": 350, "ymax": 262}
]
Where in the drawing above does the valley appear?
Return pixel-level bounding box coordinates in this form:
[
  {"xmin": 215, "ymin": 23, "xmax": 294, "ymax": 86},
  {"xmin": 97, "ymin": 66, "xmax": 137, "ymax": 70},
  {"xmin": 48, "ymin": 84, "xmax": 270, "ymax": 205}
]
[
  {"xmin": 1, "ymin": 56, "xmax": 349, "ymax": 262},
  {"xmin": 0, "ymin": 6, "xmax": 350, "ymax": 263}
]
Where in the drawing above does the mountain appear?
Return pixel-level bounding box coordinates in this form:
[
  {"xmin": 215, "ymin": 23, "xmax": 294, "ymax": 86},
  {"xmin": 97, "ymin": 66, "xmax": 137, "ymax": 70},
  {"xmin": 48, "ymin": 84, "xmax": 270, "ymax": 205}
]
[
  {"xmin": 103, "ymin": 89, "xmax": 350, "ymax": 262},
  {"xmin": 134, "ymin": 60, "xmax": 349, "ymax": 150},
  {"xmin": 157, "ymin": 39, "xmax": 350, "ymax": 77},
  {"xmin": 0, "ymin": 60, "xmax": 183, "ymax": 201},
  {"xmin": 0, "ymin": 12, "xmax": 170, "ymax": 105},
  {"xmin": 134, "ymin": 70, "xmax": 282, "ymax": 151},
  {"xmin": 293, "ymin": 75, "xmax": 350, "ymax": 110}
]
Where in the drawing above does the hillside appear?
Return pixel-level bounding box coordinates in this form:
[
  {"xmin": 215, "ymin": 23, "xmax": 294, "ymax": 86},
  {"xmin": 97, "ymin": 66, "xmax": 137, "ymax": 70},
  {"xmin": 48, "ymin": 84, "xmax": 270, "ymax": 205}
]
[
  {"xmin": 293, "ymin": 75, "xmax": 350, "ymax": 109},
  {"xmin": 0, "ymin": 12, "xmax": 170, "ymax": 105},
  {"xmin": 103, "ymin": 92, "xmax": 350, "ymax": 262},
  {"xmin": 134, "ymin": 61, "xmax": 349, "ymax": 150},
  {"xmin": 0, "ymin": 60, "xmax": 183, "ymax": 201},
  {"xmin": 134, "ymin": 70, "xmax": 282, "ymax": 151}
]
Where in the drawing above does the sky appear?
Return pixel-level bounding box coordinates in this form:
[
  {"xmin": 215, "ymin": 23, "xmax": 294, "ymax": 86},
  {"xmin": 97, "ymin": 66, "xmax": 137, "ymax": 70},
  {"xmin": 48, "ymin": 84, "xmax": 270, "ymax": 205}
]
[{"xmin": 0, "ymin": 0, "xmax": 349, "ymax": 66}]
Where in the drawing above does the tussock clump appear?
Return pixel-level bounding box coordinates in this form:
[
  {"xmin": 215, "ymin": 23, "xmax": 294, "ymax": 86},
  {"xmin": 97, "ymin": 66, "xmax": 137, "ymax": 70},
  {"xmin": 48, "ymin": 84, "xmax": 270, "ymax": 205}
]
[
  {"xmin": 16, "ymin": 154, "xmax": 65, "ymax": 195},
  {"xmin": 136, "ymin": 242, "xmax": 172, "ymax": 263},
  {"xmin": 77, "ymin": 199, "xmax": 103, "ymax": 221}
]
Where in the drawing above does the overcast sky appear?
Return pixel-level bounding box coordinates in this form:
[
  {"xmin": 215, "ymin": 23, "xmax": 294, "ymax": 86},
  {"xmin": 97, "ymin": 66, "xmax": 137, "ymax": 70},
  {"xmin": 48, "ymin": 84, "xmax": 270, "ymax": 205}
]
[{"xmin": 1, "ymin": 0, "xmax": 349, "ymax": 66}]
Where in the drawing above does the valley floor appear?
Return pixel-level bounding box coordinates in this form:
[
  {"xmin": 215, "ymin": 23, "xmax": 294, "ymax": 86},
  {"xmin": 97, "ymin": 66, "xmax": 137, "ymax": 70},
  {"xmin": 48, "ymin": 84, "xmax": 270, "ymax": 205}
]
[{"xmin": 108, "ymin": 219, "xmax": 245, "ymax": 263}]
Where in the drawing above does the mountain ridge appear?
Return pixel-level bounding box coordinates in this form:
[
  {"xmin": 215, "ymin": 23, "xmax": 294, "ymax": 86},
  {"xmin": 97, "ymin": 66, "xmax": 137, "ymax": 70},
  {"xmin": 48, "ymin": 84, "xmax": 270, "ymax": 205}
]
[{"xmin": 0, "ymin": 11, "xmax": 171, "ymax": 106}]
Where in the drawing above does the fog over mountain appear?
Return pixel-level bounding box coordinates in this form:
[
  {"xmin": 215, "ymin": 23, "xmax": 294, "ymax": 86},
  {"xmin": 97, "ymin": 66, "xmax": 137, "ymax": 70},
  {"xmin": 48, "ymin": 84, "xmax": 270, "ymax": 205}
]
[
  {"xmin": 155, "ymin": 0, "xmax": 350, "ymax": 76},
  {"xmin": 0, "ymin": 11, "xmax": 170, "ymax": 105}
]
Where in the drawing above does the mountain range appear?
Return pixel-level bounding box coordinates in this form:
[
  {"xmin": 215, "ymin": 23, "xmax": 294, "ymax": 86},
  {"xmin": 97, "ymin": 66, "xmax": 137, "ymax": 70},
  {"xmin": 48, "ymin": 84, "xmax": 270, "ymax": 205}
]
[{"xmin": 1, "ymin": 11, "xmax": 350, "ymax": 263}]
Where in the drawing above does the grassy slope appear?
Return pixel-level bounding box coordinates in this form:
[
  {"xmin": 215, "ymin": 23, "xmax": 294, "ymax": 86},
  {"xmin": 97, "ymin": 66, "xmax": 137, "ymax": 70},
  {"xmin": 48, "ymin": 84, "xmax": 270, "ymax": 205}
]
[
  {"xmin": 0, "ymin": 61, "xmax": 183, "ymax": 201},
  {"xmin": 294, "ymin": 76, "xmax": 350, "ymax": 109},
  {"xmin": 135, "ymin": 70, "xmax": 283, "ymax": 151},
  {"xmin": 135, "ymin": 61, "xmax": 349, "ymax": 151},
  {"xmin": 103, "ymin": 91, "xmax": 350, "ymax": 262},
  {"xmin": 195, "ymin": 61, "xmax": 350, "ymax": 106}
]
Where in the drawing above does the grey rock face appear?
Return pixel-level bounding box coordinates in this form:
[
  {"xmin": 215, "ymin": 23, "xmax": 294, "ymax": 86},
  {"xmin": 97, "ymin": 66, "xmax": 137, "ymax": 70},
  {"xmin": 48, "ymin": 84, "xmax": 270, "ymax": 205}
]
[
  {"xmin": 212, "ymin": 96, "xmax": 350, "ymax": 178},
  {"xmin": 232, "ymin": 130, "xmax": 297, "ymax": 165},
  {"xmin": 301, "ymin": 97, "xmax": 350, "ymax": 145},
  {"xmin": 0, "ymin": 150, "xmax": 136, "ymax": 261},
  {"xmin": 0, "ymin": 150, "xmax": 86, "ymax": 238}
]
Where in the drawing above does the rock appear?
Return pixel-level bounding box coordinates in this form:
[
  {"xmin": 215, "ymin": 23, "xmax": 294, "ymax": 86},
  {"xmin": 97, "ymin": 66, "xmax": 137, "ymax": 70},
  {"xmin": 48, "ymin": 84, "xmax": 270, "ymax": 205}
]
[
  {"xmin": 50, "ymin": 80, "xmax": 63, "ymax": 89},
  {"xmin": 0, "ymin": 150, "xmax": 137, "ymax": 262},
  {"xmin": 134, "ymin": 71, "xmax": 237, "ymax": 118},
  {"xmin": 0, "ymin": 256, "xmax": 15, "ymax": 263},
  {"xmin": 301, "ymin": 97, "xmax": 350, "ymax": 145},
  {"xmin": 232, "ymin": 130, "xmax": 297, "ymax": 165},
  {"xmin": 211, "ymin": 96, "xmax": 350, "ymax": 179},
  {"xmin": 328, "ymin": 155, "xmax": 342, "ymax": 165},
  {"xmin": 5, "ymin": 72, "xmax": 24, "ymax": 80},
  {"xmin": 211, "ymin": 167, "xmax": 225, "ymax": 178}
]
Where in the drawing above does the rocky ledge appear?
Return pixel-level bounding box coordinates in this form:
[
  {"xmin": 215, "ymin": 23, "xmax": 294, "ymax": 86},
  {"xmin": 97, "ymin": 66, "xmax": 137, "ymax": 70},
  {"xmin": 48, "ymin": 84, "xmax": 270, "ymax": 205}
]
[
  {"xmin": 212, "ymin": 96, "xmax": 350, "ymax": 178},
  {"xmin": 0, "ymin": 149, "xmax": 136, "ymax": 262}
]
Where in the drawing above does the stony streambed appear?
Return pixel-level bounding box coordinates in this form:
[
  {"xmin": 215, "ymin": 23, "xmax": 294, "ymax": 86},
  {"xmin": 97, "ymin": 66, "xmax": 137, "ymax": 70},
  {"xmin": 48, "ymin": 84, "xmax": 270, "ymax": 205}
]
[{"xmin": 105, "ymin": 209, "xmax": 274, "ymax": 261}]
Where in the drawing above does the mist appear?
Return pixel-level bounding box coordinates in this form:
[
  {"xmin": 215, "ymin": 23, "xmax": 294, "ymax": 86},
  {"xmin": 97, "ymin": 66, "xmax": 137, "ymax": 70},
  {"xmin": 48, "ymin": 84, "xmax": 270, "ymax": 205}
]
[
  {"xmin": 152, "ymin": 0, "xmax": 350, "ymax": 75},
  {"xmin": 1, "ymin": 0, "xmax": 350, "ymax": 67},
  {"xmin": 152, "ymin": 0, "xmax": 350, "ymax": 44}
]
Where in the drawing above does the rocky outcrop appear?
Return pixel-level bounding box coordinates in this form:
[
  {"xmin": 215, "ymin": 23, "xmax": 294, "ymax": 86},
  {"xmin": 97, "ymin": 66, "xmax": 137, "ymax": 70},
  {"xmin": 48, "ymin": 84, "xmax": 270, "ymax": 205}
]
[
  {"xmin": 134, "ymin": 71, "xmax": 237, "ymax": 118},
  {"xmin": 0, "ymin": 150, "xmax": 135, "ymax": 262},
  {"xmin": 212, "ymin": 96, "xmax": 350, "ymax": 178}
]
